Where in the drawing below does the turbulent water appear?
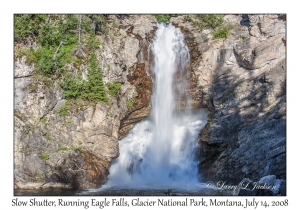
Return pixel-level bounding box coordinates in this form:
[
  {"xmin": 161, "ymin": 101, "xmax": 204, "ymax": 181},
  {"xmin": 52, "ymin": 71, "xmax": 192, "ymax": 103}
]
[
  {"xmin": 100, "ymin": 23, "xmax": 208, "ymax": 191},
  {"xmin": 14, "ymin": 23, "xmax": 211, "ymax": 196}
]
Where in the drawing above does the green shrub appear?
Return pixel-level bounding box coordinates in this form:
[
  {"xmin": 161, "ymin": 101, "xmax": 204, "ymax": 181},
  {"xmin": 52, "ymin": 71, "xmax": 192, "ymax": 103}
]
[
  {"xmin": 106, "ymin": 82, "xmax": 122, "ymax": 97},
  {"xmin": 27, "ymin": 45, "xmax": 76, "ymax": 76},
  {"xmin": 126, "ymin": 98, "xmax": 136, "ymax": 109},
  {"xmin": 153, "ymin": 14, "xmax": 179, "ymax": 23},
  {"xmin": 60, "ymin": 75, "xmax": 84, "ymax": 100},
  {"xmin": 184, "ymin": 15, "xmax": 192, "ymax": 22},
  {"xmin": 32, "ymin": 47, "xmax": 57, "ymax": 75},
  {"xmin": 190, "ymin": 15, "xmax": 233, "ymax": 40},
  {"xmin": 14, "ymin": 48, "xmax": 36, "ymax": 65},
  {"xmin": 37, "ymin": 15, "xmax": 77, "ymax": 48},
  {"xmin": 15, "ymin": 15, "xmax": 82, "ymax": 76},
  {"xmin": 199, "ymin": 14, "xmax": 224, "ymax": 29},
  {"xmin": 58, "ymin": 43, "xmax": 80, "ymax": 65},
  {"xmin": 212, "ymin": 25, "xmax": 233, "ymax": 40},
  {"xmin": 41, "ymin": 117, "xmax": 47, "ymax": 124},
  {"xmin": 193, "ymin": 14, "xmax": 224, "ymax": 30},
  {"xmin": 103, "ymin": 25, "xmax": 110, "ymax": 36},
  {"xmin": 15, "ymin": 15, "xmax": 117, "ymax": 105},
  {"xmin": 56, "ymin": 147, "xmax": 71, "ymax": 152},
  {"xmin": 59, "ymin": 52, "xmax": 108, "ymax": 103},
  {"xmin": 14, "ymin": 14, "xmax": 48, "ymax": 41},
  {"xmin": 42, "ymin": 154, "xmax": 49, "ymax": 161},
  {"xmin": 86, "ymin": 35, "xmax": 101, "ymax": 50},
  {"xmin": 112, "ymin": 18, "xmax": 119, "ymax": 28},
  {"xmin": 58, "ymin": 103, "xmax": 68, "ymax": 116},
  {"xmin": 45, "ymin": 133, "xmax": 51, "ymax": 141}
]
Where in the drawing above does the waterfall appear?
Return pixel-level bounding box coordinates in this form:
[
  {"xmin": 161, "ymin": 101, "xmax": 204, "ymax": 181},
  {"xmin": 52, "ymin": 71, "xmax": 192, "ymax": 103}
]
[{"xmin": 104, "ymin": 23, "xmax": 207, "ymax": 189}]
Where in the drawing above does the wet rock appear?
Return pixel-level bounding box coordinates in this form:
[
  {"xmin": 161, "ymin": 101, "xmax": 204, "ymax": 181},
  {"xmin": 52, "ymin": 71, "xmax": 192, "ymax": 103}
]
[
  {"xmin": 279, "ymin": 180, "xmax": 286, "ymax": 196},
  {"xmin": 170, "ymin": 16, "xmax": 206, "ymax": 109},
  {"xmin": 234, "ymin": 178, "xmax": 258, "ymax": 196},
  {"xmin": 14, "ymin": 15, "xmax": 153, "ymax": 190},
  {"xmin": 14, "ymin": 14, "xmax": 286, "ymax": 191},
  {"xmin": 256, "ymin": 175, "xmax": 285, "ymax": 196},
  {"xmin": 119, "ymin": 63, "xmax": 152, "ymax": 139}
]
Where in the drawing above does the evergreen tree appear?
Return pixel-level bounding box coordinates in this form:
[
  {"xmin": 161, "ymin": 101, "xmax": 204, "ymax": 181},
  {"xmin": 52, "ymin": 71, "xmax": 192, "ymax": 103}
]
[{"xmin": 83, "ymin": 51, "xmax": 107, "ymax": 102}]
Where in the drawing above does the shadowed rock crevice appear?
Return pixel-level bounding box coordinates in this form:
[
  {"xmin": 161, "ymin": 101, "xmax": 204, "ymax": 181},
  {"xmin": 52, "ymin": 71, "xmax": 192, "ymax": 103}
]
[
  {"xmin": 198, "ymin": 52, "xmax": 286, "ymax": 184},
  {"xmin": 14, "ymin": 15, "xmax": 156, "ymax": 190},
  {"xmin": 170, "ymin": 14, "xmax": 286, "ymax": 189},
  {"xmin": 14, "ymin": 14, "xmax": 286, "ymax": 192},
  {"xmin": 118, "ymin": 26, "xmax": 156, "ymax": 139}
]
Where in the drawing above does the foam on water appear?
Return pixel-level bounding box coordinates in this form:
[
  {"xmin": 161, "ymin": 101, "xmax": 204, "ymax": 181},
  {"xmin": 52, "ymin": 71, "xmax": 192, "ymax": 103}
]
[{"xmin": 102, "ymin": 23, "xmax": 207, "ymax": 190}]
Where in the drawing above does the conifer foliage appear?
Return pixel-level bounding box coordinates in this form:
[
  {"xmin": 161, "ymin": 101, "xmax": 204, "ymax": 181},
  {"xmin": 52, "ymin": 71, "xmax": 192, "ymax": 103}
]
[
  {"xmin": 15, "ymin": 14, "xmax": 122, "ymax": 105},
  {"xmin": 83, "ymin": 51, "xmax": 108, "ymax": 102}
]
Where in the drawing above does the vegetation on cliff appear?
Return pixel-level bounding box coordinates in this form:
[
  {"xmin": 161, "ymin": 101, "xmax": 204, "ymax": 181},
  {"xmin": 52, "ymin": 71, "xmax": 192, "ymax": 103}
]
[
  {"xmin": 153, "ymin": 14, "xmax": 233, "ymax": 39},
  {"xmin": 82, "ymin": 51, "xmax": 107, "ymax": 102},
  {"xmin": 14, "ymin": 14, "xmax": 123, "ymax": 114},
  {"xmin": 183, "ymin": 14, "xmax": 233, "ymax": 39},
  {"xmin": 13, "ymin": 14, "xmax": 286, "ymax": 193},
  {"xmin": 153, "ymin": 14, "xmax": 179, "ymax": 23}
]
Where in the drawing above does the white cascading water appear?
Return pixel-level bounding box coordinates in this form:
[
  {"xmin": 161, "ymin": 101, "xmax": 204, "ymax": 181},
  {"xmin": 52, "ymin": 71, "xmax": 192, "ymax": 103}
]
[{"xmin": 103, "ymin": 23, "xmax": 207, "ymax": 189}]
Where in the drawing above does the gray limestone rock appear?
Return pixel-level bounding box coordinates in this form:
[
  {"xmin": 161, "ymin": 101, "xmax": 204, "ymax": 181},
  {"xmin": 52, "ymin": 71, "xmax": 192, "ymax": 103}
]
[
  {"xmin": 14, "ymin": 56, "xmax": 34, "ymax": 78},
  {"xmin": 235, "ymin": 178, "xmax": 258, "ymax": 196},
  {"xmin": 195, "ymin": 15, "xmax": 286, "ymax": 187},
  {"xmin": 14, "ymin": 14, "xmax": 156, "ymax": 190},
  {"xmin": 14, "ymin": 14, "xmax": 286, "ymax": 192}
]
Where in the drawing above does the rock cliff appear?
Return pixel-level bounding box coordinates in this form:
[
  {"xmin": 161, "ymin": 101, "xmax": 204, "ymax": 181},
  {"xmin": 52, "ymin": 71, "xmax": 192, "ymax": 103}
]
[
  {"xmin": 14, "ymin": 14, "xmax": 286, "ymax": 193},
  {"xmin": 14, "ymin": 14, "xmax": 155, "ymax": 190},
  {"xmin": 171, "ymin": 14, "xmax": 286, "ymax": 194}
]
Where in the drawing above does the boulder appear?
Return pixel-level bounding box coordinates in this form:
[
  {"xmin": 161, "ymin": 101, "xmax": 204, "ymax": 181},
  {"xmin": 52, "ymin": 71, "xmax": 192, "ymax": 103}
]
[{"xmin": 234, "ymin": 178, "xmax": 258, "ymax": 196}]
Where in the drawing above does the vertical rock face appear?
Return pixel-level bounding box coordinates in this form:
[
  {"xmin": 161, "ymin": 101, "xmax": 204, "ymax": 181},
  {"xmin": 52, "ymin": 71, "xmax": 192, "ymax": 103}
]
[
  {"xmin": 118, "ymin": 63, "xmax": 153, "ymax": 139},
  {"xmin": 14, "ymin": 79, "xmax": 121, "ymax": 189},
  {"xmin": 171, "ymin": 14, "xmax": 286, "ymax": 186},
  {"xmin": 14, "ymin": 15, "xmax": 155, "ymax": 190},
  {"xmin": 14, "ymin": 14, "xmax": 286, "ymax": 191},
  {"xmin": 233, "ymin": 35, "xmax": 285, "ymax": 70},
  {"xmin": 117, "ymin": 18, "xmax": 156, "ymax": 139}
]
